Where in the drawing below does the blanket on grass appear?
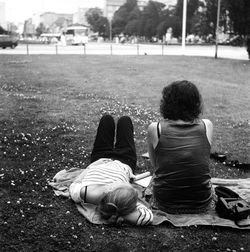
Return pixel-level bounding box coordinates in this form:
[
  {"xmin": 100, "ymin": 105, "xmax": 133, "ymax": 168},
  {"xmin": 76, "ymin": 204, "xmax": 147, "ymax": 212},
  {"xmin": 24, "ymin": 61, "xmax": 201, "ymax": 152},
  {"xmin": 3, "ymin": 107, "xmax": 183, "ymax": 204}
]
[{"xmin": 48, "ymin": 168, "xmax": 250, "ymax": 229}]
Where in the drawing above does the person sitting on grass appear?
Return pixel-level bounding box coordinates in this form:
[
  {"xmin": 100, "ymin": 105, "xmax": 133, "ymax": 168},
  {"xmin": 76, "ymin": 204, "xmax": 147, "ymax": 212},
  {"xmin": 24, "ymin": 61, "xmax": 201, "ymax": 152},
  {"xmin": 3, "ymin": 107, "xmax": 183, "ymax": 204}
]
[
  {"xmin": 70, "ymin": 114, "xmax": 153, "ymax": 225},
  {"xmin": 147, "ymin": 80, "xmax": 213, "ymax": 214}
]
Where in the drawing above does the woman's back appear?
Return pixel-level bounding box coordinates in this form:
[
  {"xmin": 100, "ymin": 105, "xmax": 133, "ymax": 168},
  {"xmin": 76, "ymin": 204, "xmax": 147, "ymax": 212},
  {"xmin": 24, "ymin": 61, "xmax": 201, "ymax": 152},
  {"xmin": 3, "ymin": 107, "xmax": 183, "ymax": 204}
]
[{"xmin": 153, "ymin": 119, "xmax": 212, "ymax": 213}]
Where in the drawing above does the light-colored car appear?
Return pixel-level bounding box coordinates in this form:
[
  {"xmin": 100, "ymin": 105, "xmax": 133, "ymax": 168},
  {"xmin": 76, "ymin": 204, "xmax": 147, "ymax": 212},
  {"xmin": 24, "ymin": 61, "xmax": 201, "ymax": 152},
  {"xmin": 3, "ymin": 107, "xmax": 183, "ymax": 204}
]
[{"xmin": 0, "ymin": 35, "xmax": 18, "ymax": 49}]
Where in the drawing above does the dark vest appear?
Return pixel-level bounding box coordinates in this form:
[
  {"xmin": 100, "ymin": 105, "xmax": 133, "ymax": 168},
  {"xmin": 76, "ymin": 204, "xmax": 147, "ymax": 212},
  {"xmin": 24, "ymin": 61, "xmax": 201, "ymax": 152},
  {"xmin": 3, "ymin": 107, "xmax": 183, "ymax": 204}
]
[{"xmin": 153, "ymin": 120, "xmax": 212, "ymax": 213}]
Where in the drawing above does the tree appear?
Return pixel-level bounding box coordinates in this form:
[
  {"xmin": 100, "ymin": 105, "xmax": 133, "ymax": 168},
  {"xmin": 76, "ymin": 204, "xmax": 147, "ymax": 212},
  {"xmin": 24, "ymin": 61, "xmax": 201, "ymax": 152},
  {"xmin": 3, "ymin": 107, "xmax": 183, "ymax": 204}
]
[
  {"xmin": 174, "ymin": 0, "xmax": 202, "ymax": 37},
  {"xmin": 36, "ymin": 23, "xmax": 46, "ymax": 37},
  {"xmin": 85, "ymin": 8, "xmax": 109, "ymax": 36},
  {"xmin": 124, "ymin": 6, "xmax": 141, "ymax": 35},
  {"xmin": 112, "ymin": 0, "xmax": 139, "ymax": 36},
  {"xmin": 156, "ymin": 8, "xmax": 177, "ymax": 39},
  {"xmin": 140, "ymin": 1, "xmax": 166, "ymax": 39},
  {"xmin": 112, "ymin": 7, "xmax": 129, "ymax": 35},
  {"xmin": 225, "ymin": 0, "xmax": 250, "ymax": 36},
  {"xmin": 198, "ymin": 0, "xmax": 227, "ymax": 38}
]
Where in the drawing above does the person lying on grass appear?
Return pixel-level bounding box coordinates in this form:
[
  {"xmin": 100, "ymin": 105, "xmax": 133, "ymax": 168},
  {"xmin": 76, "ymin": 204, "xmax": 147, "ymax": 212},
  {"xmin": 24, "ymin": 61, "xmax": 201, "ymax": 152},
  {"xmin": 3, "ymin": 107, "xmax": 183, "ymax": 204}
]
[
  {"xmin": 70, "ymin": 115, "xmax": 153, "ymax": 225},
  {"xmin": 147, "ymin": 80, "xmax": 214, "ymax": 214}
]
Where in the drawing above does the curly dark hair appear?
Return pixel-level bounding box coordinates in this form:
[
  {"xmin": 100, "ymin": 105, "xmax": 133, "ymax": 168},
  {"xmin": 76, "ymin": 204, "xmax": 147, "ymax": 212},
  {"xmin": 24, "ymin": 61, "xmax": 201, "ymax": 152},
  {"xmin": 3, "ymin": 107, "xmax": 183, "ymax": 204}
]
[{"xmin": 160, "ymin": 80, "xmax": 203, "ymax": 121}]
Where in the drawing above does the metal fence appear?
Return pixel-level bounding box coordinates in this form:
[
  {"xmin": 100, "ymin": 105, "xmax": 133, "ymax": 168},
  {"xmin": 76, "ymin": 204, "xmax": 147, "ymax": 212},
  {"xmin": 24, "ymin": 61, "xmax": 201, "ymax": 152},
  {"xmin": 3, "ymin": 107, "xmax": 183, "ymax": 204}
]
[
  {"xmin": 1, "ymin": 43, "xmax": 248, "ymax": 60},
  {"xmin": 22, "ymin": 43, "xmax": 168, "ymax": 56}
]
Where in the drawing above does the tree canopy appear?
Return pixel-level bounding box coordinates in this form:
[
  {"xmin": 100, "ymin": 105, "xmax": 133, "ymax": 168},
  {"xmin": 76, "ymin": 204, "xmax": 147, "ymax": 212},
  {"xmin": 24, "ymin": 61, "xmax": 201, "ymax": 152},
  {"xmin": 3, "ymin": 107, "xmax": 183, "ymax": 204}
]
[
  {"xmin": 225, "ymin": 0, "xmax": 250, "ymax": 36},
  {"xmin": 112, "ymin": 0, "xmax": 139, "ymax": 35},
  {"xmin": 80, "ymin": 0, "xmax": 250, "ymax": 41},
  {"xmin": 140, "ymin": 1, "xmax": 166, "ymax": 38},
  {"xmin": 36, "ymin": 23, "xmax": 46, "ymax": 37},
  {"xmin": 85, "ymin": 8, "xmax": 109, "ymax": 37}
]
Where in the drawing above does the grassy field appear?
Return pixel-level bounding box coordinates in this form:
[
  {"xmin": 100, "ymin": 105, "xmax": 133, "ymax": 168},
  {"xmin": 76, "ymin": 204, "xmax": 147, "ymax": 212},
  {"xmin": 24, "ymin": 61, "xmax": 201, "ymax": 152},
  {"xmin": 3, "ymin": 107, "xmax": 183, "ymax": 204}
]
[{"xmin": 0, "ymin": 55, "xmax": 249, "ymax": 252}]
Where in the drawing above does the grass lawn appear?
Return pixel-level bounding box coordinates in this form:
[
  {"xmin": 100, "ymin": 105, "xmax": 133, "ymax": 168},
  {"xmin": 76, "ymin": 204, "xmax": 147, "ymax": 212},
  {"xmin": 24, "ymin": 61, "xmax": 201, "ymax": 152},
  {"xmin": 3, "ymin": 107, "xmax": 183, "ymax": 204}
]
[{"xmin": 0, "ymin": 55, "xmax": 249, "ymax": 252}]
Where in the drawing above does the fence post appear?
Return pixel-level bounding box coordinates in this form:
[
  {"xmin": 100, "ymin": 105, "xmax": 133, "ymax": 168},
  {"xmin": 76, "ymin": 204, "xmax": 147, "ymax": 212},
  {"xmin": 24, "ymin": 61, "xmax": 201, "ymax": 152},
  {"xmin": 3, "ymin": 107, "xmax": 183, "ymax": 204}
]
[
  {"xmin": 26, "ymin": 44, "xmax": 29, "ymax": 55},
  {"xmin": 55, "ymin": 45, "xmax": 58, "ymax": 55},
  {"xmin": 137, "ymin": 43, "xmax": 139, "ymax": 56},
  {"xmin": 84, "ymin": 44, "xmax": 86, "ymax": 55},
  {"xmin": 110, "ymin": 43, "xmax": 113, "ymax": 55},
  {"xmin": 162, "ymin": 43, "xmax": 164, "ymax": 56}
]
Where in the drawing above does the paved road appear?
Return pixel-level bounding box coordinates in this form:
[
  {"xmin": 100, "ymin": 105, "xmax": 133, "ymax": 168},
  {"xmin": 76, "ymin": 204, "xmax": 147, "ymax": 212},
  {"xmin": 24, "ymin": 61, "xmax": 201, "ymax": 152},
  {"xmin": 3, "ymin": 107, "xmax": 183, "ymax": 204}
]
[{"xmin": 0, "ymin": 43, "xmax": 248, "ymax": 60}]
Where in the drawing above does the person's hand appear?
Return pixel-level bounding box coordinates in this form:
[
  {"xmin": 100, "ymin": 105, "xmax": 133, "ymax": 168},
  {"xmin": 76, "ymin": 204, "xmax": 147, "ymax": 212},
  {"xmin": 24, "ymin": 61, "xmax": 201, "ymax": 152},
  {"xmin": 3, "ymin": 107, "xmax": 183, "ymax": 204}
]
[
  {"xmin": 106, "ymin": 215, "xmax": 124, "ymax": 225},
  {"xmin": 116, "ymin": 216, "xmax": 124, "ymax": 225},
  {"xmin": 143, "ymin": 187, "xmax": 153, "ymax": 202},
  {"xmin": 129, "ymin": 173, "xmax": 136, "ymax": 183}
]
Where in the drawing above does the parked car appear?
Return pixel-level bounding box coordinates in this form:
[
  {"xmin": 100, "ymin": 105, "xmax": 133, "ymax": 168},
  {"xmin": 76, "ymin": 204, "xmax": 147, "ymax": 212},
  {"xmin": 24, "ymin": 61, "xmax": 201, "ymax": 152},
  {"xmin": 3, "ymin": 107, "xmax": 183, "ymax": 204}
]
[{"xmin": 0, "ymin": 35, "xmax": 18, "ymax": 49}]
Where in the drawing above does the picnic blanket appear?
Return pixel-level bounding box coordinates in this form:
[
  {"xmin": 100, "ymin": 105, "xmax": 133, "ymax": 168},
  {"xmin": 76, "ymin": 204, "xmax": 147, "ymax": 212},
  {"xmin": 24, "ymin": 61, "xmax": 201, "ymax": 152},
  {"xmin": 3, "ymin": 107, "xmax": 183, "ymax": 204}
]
[{"xmin": 48, "ymin": 168, "xmax": 250, "ymax": 229}]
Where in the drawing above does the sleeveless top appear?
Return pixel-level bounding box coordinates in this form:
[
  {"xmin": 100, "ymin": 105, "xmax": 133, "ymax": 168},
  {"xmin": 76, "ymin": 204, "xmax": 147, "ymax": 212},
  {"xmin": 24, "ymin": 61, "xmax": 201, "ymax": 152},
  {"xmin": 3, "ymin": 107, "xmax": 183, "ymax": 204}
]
[{"xmin": 153, "ymin": 120, "xmax": 212, "ymax": 213}]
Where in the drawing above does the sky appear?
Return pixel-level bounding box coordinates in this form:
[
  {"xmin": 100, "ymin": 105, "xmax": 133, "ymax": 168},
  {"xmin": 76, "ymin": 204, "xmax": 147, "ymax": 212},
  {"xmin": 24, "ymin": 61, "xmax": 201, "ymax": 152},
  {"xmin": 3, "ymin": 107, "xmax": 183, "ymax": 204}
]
[{"xmin": 3, "ymin": 0, "xmax": 105, "ymax": 23}]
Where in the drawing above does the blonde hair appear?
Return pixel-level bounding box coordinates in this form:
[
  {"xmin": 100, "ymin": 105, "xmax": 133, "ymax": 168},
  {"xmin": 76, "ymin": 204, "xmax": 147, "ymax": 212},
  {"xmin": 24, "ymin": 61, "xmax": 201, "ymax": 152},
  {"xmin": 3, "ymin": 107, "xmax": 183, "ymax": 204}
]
[{"xmin": 98, "ymin": 185, "xmax": 138, "ymax": 220}]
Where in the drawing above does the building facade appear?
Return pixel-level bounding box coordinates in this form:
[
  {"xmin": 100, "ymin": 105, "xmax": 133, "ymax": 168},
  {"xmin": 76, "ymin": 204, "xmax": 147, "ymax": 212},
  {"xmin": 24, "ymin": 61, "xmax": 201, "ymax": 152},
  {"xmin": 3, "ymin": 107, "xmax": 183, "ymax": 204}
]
[
  {"xmin": 40, "ymin": 12, "xmax": 73, "ymax": 29},
  {"xmin": 104, "ymin": 0, "xmax": 151, "ymax": 19},
  {"xmin": 104, "ymin": 0, "xmax": 126, "ymax": 19},
  {"xmin": 0, "ymin": 1, "xmax": 6, "ymax": 29},
  {"xmin": 73, "ymin": 8, "xmax": 89, "ymax": 26},
  {"xmin": 39, "ymin": 12, "xmax": 73, "ymax": 33},
  {"xmin": 23, "ymin": 18, "xmax": 35, "ymax": 37},
  {"xmin": 32, "ymin": 13, "xmax": 42, "ymax": 29}
]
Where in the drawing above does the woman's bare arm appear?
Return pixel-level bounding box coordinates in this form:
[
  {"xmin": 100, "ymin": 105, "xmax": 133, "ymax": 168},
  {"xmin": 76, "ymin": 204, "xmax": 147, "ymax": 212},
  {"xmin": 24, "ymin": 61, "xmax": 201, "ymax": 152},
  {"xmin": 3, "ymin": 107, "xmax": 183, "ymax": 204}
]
[
  {"xmin": 147, "ymin": 122, "xmax": 159, "ymax": 168},
  {"xmin": 122, "ymin": 202, "xmax": 153, "ymax": 226},
  {"xmin": 202, "ymin": 119, "xmax": 213, "ymax": 146}
]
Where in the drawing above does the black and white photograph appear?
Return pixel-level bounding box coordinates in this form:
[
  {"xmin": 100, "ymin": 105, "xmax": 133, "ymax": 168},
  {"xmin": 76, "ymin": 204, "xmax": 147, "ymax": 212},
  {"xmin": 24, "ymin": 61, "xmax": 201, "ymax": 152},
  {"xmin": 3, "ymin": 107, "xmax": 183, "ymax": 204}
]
[{"xmin": 0, "ymin": 0, "xmax": 250, "ymax": 251}]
